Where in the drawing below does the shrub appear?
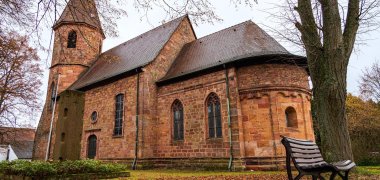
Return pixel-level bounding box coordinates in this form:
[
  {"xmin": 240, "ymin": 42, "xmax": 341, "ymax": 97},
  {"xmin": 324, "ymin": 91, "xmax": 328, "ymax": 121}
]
[{"xmin": 0, "ymin": 160, "xmax": 126, "ymax": 177}]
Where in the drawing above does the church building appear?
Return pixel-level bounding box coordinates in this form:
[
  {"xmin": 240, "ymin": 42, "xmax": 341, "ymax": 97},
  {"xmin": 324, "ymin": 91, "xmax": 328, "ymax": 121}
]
[{"xmin": 33, "ymin": 0, "xmax": 314, "ymax": 170}]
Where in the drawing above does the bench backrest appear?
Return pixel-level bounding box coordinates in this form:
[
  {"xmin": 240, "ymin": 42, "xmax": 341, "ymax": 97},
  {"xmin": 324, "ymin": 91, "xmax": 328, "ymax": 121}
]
[{"xmin": 281, "ymin": 136, "xmax": 327, "ymax": 171}]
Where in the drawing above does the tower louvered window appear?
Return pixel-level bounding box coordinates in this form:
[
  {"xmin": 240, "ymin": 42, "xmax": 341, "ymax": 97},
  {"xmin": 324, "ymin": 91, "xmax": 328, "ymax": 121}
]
[
  {"xmin": 67, "ymin": 30, "xmax": 77, "ymax": 48},
  {"xmin": 172, "ymin": 100, "xmax": 184, "ymax": 140},
  {"xmin": 114, "ymin": 94, "xmax": 124, "ymax": 136},
  {"xmin": 50, "ymin": 82, "xmax": 56, "ymax": 110},
  {"xmin": 87, "ymin": 135, "xmax": 97, "ymax": 159},
  {"xmin": 207, "ymin": 93, "xmax": 222, "ymax": 138}
]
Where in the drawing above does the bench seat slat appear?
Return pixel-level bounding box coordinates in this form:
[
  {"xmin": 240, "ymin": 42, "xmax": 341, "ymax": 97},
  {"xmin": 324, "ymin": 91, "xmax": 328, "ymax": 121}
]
[
  {"xmin": 295, "ymin": 157, "xmax": 325, "ymax": 163},
  {"xmin": 291, "ymin": 148, "xmax": 320, "ymax": 154},
  {"xmin": 292, "ymin": 153, "xmax": 322, "ymax": 159},
  {"xmin": 281, "ymin": 136, "xmax": 356, "ymax": 180},
  {"xmin": 333, "ymin": 162, "xmax": 356, "ymax": 171},
  {"xmin": 298, "ymin": 162, "xmax": 329, "ymax": 169},
  {"xmin": 286, "ymin": 138, "xmax": 316, "ymax": 145},
  {"xmin": 332, "ymin": 160, "xmax": 351, "ymax": 166},
  {"xmin": 289, "ymin": 143, "xmax": 320, "ymax": 150}
]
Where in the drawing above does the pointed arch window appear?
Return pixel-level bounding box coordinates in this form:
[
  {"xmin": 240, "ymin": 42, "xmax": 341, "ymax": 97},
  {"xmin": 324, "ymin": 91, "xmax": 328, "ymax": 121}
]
[
  {"xmin": 285, "ymin": 107, "xmax": 298, "ymax": 128},
  {"xmin": 114, "ymin": 94, "xmax": 124, "ymax": 136},
  {"xmin": 87, "ymin": 135, "xmax": 97, "ymax": 159},
  {"xmin": 67, "ymin": 30, "xmax": 77, "ymax": 48},
  {"xmin": 207, "ymin": 93, "xmax": 222, "ymax": 138},
  {"xmin": 172, "ymin": 100, "xmax": 184, "ymax": 140}
]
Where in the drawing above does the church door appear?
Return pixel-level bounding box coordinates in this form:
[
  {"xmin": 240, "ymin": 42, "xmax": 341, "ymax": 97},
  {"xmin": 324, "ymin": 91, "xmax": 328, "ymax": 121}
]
[{"xmin": 87, "ymin": 135, "xmax": 97, "ymax": 159}]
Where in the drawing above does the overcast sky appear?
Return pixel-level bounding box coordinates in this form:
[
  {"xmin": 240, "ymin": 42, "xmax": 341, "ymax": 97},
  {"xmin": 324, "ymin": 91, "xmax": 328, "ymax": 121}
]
[{"xmin": 34, "ymin": 1, "xmax": 380, "ymax": 127}]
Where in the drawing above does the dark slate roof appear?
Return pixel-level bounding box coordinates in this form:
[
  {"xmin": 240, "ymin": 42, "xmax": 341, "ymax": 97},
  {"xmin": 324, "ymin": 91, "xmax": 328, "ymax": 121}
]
[
  {"xmin": 11, "ymin": 141, "xmax": 34, "ymax": 159},
  {"xmin": 53, "ymin": 0, "xmax": 104, "ymax": 36},
  {"xmin": 159, "ymin": 21, "xmax": 301, "ymax": 82},
  {"xmin": 71, "ymin": 15, "xmax": 187, "ymax": 90}
]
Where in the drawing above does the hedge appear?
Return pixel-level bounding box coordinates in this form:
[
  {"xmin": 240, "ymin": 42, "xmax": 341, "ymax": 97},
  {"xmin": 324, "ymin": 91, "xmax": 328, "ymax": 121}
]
[{"xmin": 0, "ymin": 159, "xmax": 126, "ymax": 177}]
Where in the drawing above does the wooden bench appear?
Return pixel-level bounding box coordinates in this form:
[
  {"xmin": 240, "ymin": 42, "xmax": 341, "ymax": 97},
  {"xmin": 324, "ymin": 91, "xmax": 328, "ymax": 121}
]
[{"xmin": 280, "ymin": 135, "xmax": 356, "ymax": 180}]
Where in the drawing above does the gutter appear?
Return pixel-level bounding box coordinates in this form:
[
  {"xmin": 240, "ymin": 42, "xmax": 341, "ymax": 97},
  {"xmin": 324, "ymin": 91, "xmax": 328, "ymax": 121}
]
[
  {"xmin": 132, "ymin": 70, "xmax": 140, "ymax": 170},
  {"xmin": 224, "ymin": 65, "xmax": 234, "ymax": 171},
  {"xmin": 46, "ymin": 74, "xmax": 60, "ymax": 161}
]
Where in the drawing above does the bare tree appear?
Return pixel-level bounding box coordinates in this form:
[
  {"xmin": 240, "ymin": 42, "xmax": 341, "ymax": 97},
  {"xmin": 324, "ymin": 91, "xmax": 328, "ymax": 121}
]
[
  {"xmin": 288, "ymin": 0, "xmax": 379, "ymax": 161},
  {"xmin": 359, "ymin": 62, "xmax": 380, "ymax": 102},
  {"xmin": 0, "ymin": 31, "xmax": 42, "ymax": 128}
]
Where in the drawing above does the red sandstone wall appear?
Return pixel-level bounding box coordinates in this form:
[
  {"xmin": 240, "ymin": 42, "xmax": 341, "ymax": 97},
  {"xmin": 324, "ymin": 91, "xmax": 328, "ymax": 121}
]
[
  {"xmin": 33, "ymin": 24, "xmax": 103, "ymax": 160},
  {"xmin": 79, "ymin": 17, "xmax": 196, "ymax": 160},
  {"xmin": 51, "ymin": 25, "xmax": 103, "ymax": 67},
  {"xmin": 80, "ymin": 76, "xmax": 137, "ymax": 159},
  {"xmin": 134, "ymin": 17, "xmax": 196, "ymax": 158},
  {"xmin": 237, "ymin": 64, "xmax": 313, "ymax": 159},
  {"xmin": 156, "ymin": 68, "xmax": 241, "ymax": 158},
  {"xmin": 238, "ymin": 64, "xmax": 309, "ymax": 90}
]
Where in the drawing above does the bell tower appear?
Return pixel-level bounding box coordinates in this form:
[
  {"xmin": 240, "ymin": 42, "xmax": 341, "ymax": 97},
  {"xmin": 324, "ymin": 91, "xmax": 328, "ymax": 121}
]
[{"xmin": 33, "ymin": 0, "xmax": 104, "ymax": 160}]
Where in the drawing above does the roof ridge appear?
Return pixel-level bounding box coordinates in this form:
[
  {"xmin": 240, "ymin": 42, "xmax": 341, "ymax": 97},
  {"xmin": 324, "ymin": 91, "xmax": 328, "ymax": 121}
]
[{"xmin": 195, "ymin": 20, "xmax": 252, "ymax": 40}]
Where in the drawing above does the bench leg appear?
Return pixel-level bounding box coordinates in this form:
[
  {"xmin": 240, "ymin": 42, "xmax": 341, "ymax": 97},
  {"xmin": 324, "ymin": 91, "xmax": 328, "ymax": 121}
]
[
  {"xmin": 318, "ymin": 174, "xmax": 326, "ymax": 180},
  {"xmin": 343, "ymin": 170, "xmax": 350, "ymax": 180},
  {"xmin": 294, "ymin": 173, "xmax": 304, "ymax": 180},
  {"xmin": 329, "ymin": 171, "xmax": 337, "ymax": 180}
]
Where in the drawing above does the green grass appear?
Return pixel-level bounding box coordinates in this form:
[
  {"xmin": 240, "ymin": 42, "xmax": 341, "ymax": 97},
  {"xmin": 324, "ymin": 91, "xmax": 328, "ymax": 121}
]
[
  {"xmin": 124, "ymin": 166, "xmax": 380, "ymax": 179},
  {"xmin": 356, "ymin": 166, "xmax": 380, "ymax": 175},
  {"xmin": 127, "ymin": 170, "xmax": 284, "ymax": 179}
]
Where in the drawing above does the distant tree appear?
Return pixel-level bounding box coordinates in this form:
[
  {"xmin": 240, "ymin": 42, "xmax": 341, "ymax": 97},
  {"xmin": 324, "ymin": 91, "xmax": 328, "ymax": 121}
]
[
  {"xmin": 0, "ymin": 31, "xmax": 42, "ymax": 127},
  {"xmin": 359, "ymin": 62, "xmax": 380, "ymax": 102},
  {"xmin": 346, "ymin": 94, "xmax": 380, "ymax": 165}
]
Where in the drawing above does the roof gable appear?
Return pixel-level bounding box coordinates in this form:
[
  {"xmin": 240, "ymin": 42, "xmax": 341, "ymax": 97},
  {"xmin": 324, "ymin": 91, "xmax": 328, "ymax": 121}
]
[
  {"xmin": 160, "ymin": 21, "xmax": 299, "ymax": 82},
  {"xmin": 71, "ymin": 15, "xmax": 188, "ymax": 90}
]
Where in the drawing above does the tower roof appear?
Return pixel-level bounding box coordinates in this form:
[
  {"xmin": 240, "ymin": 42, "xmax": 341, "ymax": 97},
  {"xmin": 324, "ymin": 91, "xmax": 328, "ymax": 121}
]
[{"xmin": 53, "ymin": 0, "xmax": 104, "ymax": 36}]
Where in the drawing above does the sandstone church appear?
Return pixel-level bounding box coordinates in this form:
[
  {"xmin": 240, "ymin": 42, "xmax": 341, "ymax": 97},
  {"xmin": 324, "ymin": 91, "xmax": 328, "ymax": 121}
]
[{"xmin": 33, "ymin": 0, "xmax": 315, "ymax": 170}]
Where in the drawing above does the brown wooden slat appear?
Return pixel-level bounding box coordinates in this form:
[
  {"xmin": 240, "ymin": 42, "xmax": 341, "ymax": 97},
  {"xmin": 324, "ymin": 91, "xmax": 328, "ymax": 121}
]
[
  {"xmin": 286, "ymin": 138, "xmax": 316, "ymax": 145},
  {"xmin": 295, "ymin": 157, "xmax": 324, "ymax": 163},
  {"xmin": 298, "ymin": 161, "xmax": 328, "ymax": 169},
  {"xmin": 289, "ymin": 143, "xmax": 320, "ymax": 150},
  {"xmin": 292, "ymin": 153, "xmax": 322, "ymax": 159},
  {"xmin": 332, "ymin": 160, "xmax": 351, "ymax": 166},
  {"xmin": 334, "ymin": 162, "xmax": 356, "ymax": 171},
  {"xmin": 291, "ymin": 148, "xmax": 320, "ymax": 154}
]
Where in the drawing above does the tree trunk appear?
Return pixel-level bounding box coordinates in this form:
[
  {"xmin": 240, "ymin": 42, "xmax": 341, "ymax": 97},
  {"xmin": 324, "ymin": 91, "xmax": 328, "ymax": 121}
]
[{"xmin": 310, "ymin": 53, "xmax": 354, "ymax": 162}]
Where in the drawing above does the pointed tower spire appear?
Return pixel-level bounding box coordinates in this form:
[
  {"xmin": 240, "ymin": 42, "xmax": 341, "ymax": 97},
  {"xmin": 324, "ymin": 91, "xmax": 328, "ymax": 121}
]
[{"xmin": 53, "ymin": 0, "xmax": 104, "ymax": 37}]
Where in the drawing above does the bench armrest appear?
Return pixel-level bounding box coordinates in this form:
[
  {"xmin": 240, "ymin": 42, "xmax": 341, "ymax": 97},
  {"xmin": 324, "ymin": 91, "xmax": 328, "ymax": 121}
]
[{"xmin": 331, "ymin": 160, "xmax": 356, "ymax": 171}]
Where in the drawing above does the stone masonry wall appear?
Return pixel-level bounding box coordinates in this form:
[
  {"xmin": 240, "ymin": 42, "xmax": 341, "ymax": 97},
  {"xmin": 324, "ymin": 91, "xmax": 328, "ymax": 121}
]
[
  {"xmin": 237, "ymin": 64, "xmax": 313, "ymax": 161},
  {"xmin": 33, "ymin": 24, "xmax": 103, "ymax": 160},
  {"xmin": 81, "ymin": 76, "xmax": 138, "ymax": 159},
  {"xmin": 80, "ymin": 17, "xmax": 196, "ymax": 160},
  {"xmin": 134, "ymin": 17, "xmax": 196, "ymax": 158},
  {"xmin": 52, "ymin": 24, "xmax": 103, "ymax": 67},
  {"xmin": 156, "ymin": 67, "xmax": 241, "ymax": 159}
]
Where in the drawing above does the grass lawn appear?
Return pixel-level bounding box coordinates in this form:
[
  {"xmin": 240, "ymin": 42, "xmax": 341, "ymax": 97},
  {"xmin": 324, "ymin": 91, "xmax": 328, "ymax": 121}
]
[{"xmin": 123, "ymin": 166, "xmax": 380, "ymax": 180}]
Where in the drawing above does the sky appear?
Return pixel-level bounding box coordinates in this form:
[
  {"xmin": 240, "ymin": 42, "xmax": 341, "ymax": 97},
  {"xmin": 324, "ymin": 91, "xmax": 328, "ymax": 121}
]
[{"xmin": 34, "ymin": 0, "xmax": 380, "ymax": 127}]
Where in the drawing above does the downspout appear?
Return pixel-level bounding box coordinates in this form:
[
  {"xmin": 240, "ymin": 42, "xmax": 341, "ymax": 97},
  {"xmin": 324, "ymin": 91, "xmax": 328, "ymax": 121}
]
[
  {"xmin": 224, "ymin": 65, "xmax": 233, "ymax": 171},
  {"xmin": 132, "ymin": 70, "xmax": 140, "ymax": 170},
  {"xmin": 46, "ymin": 73, "xmax": 60, "ymax": 161}
]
